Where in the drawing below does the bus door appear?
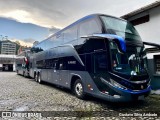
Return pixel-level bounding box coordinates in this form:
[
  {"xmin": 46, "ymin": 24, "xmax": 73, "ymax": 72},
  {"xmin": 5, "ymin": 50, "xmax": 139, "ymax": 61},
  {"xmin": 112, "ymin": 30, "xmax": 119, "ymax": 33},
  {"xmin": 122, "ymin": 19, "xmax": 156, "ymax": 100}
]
[
  {"xmin": 29, "ymin": 57, "xmax": 34, "ymax": 78},
  {"xmin": 48, "ymin": 59, "xmax": 59, "ymax": 84},
  {"xmin": 57, "ymin": 58, "xmax": 69, "ymax": 87},
  {"xmin": 92, "ymin": 50, "xmax": 109, "ymax": 91},
  {"xmin": 40, "ymin": 60, "xmax": 48, "ymax": 81}
]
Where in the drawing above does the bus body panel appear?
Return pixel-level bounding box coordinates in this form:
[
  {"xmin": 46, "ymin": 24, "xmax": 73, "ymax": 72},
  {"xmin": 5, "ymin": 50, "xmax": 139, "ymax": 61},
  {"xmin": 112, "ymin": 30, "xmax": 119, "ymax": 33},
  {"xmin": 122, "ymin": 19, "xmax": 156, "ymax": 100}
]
[{"xmin": 25, "ymin": 14, "xmax": 151, "ymax": 102}]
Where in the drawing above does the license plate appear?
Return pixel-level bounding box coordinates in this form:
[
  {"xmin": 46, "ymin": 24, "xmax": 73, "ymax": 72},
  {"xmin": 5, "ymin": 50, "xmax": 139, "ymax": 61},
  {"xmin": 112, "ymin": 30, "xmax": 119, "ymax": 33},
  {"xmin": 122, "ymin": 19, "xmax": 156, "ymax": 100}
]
[{"xmin": 138, "ymin": 95, "xmax": 144, "ymax": 100}]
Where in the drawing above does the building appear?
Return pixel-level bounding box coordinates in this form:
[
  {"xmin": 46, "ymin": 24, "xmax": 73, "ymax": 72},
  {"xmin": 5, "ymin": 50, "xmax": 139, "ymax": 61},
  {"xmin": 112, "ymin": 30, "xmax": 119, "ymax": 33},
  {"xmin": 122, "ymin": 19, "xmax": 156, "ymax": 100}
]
[
  {"xmin": 121, "ymin": 0, "xmax": 160, "ymax": 89},
  {"xmin": 0, "ymin": 40, "xmax": 17, "ymax": 55},
  {"xmin": 0, "ymin": 40, "xmax": 21, "ymax": 71},
  {"xmin": 0, "ymin": 54, "xmax": 16, "ymax": 71}
]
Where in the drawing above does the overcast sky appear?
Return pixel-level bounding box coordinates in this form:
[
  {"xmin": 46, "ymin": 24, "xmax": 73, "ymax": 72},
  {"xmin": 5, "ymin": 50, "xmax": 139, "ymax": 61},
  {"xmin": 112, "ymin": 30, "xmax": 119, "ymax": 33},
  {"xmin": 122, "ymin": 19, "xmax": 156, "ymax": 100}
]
[{"xmin": 0, "ymin": 0, "xmax": 158, "ymax": 46}]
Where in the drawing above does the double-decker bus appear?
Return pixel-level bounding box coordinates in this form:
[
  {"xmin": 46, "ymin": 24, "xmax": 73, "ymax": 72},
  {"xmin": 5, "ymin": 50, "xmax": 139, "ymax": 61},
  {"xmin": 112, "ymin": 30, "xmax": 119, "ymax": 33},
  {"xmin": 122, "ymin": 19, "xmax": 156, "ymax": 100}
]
[
  {"xmin": 16, "ymin": 50, "xmax": 30, "ymax": 77},
  {"xmin": 29, "ymin": 14, "xmax": 152, "ymax": 102}
]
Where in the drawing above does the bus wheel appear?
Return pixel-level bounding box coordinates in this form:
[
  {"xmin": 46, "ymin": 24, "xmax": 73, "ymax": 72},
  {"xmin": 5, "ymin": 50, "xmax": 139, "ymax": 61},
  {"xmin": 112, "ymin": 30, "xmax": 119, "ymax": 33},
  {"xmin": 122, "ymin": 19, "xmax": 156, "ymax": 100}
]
[
  {"xmin": 37, "ymin": 73, "xmax": 42, "ymax": 84},
  {"xmin": 23, "ymin": 72, "xmax": 25, "ymax": 77},
  {"xmin": 74, "ymin": 79, "xmax": 85, "ymax": 99},
  {"xmin": 24, "ymin": 71, "xmax": 27, "ymax": 77},
  {"xmin": 35, "ymin": 73, "xmax": 38, "ymax": 82}
]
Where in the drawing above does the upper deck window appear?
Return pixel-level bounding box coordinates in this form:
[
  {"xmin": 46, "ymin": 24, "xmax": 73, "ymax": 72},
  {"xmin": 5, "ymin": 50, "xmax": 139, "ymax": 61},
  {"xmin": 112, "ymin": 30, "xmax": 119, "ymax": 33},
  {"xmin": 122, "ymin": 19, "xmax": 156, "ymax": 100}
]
[
  {"xmin": 100, "ymin": 16, "xmax": 142, "ymax": 41},
  {"xmin": 79, "ymin": 19, "xmax": 101, "ymax": 37}
]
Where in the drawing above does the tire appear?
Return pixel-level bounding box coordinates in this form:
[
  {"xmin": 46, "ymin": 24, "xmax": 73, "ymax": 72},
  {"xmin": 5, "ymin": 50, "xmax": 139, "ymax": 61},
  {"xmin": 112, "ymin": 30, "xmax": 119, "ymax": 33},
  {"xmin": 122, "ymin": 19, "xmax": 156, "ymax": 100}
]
[
  {"xmin": 73, "ymin": 79, "xmax": 86, "ymax": 99},
  {"xmin": 24, "ymin": 71, "xmax": 27, "ymax": 77},
  {"xmin": 35, "ymin": 73, "xmax": 38, "ymax": 82},
  {"xmin": 23, "ymin": 71, "xmax": 25, "ymax": 77},
  {"xmin": 37, "ymin": 73, "xmax": 42, "ymax": 84}
]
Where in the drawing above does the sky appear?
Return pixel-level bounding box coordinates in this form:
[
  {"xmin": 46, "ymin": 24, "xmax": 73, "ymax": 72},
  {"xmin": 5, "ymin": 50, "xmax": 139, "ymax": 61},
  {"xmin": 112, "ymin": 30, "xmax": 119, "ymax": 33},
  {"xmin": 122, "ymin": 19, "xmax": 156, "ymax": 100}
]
[{"xmin": 0, "ymin": 0, "xmax": 158, "ymax": 46}]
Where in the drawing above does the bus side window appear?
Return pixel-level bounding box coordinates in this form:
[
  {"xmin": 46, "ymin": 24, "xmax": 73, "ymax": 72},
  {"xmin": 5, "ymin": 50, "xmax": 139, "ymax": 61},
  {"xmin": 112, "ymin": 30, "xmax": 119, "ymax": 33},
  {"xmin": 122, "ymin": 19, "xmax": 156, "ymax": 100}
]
[
  {"xmin": 59, "ymin": 63, "xmax": 63, "ymax": 70},
  {"xmin": 30, "ymin": 63, "xmax": 32, "ymax": 68},
  {"xmin": 53, "ymin": 62, "xmax": 57, "ymax": 70},
  {"xmin": 58, "ymin": 58, "xmax": 67, "ymax": 70},
  {"xmin": 63, "ymin": 26, "xmax": 78, "ymax": 44},
  {"xmin": 85, "ymin": 54, "xmax": 93, "ymax": 72},
  {"xmin": 79, "ymin": 19, "xmax": 101, "ymax": 37},
  {"xmin": 94, "ymin": 52, "xmax": 108, "ymax": 73}
]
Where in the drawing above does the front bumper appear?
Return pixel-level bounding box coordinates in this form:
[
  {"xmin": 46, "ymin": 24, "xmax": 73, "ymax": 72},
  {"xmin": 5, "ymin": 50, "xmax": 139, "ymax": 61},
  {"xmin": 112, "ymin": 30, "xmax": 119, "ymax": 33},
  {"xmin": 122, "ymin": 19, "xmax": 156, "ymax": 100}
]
[{"xmin": 93, "ymin": 85, "xmax": 151, "ymax": 102}]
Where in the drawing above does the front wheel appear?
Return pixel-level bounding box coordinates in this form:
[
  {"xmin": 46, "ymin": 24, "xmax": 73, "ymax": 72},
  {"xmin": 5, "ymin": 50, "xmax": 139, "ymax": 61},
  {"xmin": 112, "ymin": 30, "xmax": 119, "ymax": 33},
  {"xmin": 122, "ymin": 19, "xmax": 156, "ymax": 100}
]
[
  {"xmin": 35, "ymin": 73, "xmax": 38, "ymax": 82},
  {"xmin": 37, "ymin": 73, "xmax": 42, "ymax": 84},
  {"xmin": 73, "ymin": 79, "xmax": 86, "ymax": 99}
]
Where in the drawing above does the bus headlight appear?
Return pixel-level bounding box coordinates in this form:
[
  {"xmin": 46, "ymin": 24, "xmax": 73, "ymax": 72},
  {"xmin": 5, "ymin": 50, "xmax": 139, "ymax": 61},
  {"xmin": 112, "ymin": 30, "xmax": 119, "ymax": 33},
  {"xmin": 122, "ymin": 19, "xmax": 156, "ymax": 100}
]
[{"xmin": 110, "ymin": 79, "xmax": 127, "ymax": 90}]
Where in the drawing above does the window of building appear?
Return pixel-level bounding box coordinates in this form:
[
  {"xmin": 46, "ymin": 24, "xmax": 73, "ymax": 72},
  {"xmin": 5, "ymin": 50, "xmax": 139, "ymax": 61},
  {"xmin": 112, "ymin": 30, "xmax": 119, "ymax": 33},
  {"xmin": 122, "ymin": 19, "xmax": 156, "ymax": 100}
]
[
  {"xmin": 130, "ymin": 15, "xmax": 149, "ymax": 26},
  {"xmin": 154, "ymin": 55, "xmax": 160, "ymax": 74}
]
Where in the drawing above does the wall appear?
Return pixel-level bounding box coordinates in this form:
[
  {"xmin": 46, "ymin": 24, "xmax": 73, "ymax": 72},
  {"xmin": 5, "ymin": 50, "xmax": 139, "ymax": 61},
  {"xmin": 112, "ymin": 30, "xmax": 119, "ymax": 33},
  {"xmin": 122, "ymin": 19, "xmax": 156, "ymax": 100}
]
[
  {"xmin": 148, "ymin": 59, "xmax": 160, "ymax": 90},
  {"xmin": 135, "ymin": 6, "xmax": 160, "ymax": 46}
]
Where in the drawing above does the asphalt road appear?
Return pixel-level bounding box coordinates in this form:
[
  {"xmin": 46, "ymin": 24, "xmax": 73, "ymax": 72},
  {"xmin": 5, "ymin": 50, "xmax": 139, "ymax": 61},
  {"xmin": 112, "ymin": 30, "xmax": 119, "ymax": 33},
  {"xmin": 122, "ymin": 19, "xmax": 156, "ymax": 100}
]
[{"xmin": 0, "ymin": 72, "xmax": 160, "ymax": 120}]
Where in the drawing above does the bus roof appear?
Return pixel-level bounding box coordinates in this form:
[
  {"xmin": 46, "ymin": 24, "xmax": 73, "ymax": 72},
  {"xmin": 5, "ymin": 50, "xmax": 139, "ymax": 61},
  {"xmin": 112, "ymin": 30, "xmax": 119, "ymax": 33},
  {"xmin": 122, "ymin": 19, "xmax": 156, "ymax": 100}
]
[{"xmin": 33, "ymin": 14, "xmax": 126, "ymax": 48}]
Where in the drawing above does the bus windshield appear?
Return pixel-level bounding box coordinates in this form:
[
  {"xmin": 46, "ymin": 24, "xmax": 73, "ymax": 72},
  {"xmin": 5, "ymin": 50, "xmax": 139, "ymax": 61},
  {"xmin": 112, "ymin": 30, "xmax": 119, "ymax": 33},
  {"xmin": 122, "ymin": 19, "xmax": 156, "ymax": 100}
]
[
  {"xmin": 110, "ymin": 42, "xmax": 148, "ymax": 76},
  {"xmin": 100, "ymin": 16, "xmax": 142, "ymax": 41}
]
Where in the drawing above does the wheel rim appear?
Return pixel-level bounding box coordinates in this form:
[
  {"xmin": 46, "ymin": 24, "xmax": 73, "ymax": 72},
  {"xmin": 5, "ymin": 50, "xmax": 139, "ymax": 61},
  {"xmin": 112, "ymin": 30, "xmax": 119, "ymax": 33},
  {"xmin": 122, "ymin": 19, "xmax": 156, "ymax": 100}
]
[
  {"xmin": 38, "ymin": 75, "xmax": 41, "ymax": 83},
  {"xmin": 75, "ymin": 83, "xmax": 83, "ymax": 96}
]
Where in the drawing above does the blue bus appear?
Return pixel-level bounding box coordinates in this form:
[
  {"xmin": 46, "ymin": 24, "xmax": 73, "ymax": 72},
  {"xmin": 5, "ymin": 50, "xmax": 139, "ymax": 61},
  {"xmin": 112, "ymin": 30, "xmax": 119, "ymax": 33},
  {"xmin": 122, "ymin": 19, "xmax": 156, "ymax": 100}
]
[{"xmin": 29, "ymin": 14, "xmax": 152, "ymax": 102}]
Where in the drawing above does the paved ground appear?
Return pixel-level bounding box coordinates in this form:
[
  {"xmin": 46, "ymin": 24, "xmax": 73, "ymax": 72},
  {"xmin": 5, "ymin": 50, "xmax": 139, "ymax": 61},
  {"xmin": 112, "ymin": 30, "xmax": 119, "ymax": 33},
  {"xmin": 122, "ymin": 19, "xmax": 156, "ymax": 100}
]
[{"xmin": 0, "ymin": 72, "xmax": 160, "ymax": 120}]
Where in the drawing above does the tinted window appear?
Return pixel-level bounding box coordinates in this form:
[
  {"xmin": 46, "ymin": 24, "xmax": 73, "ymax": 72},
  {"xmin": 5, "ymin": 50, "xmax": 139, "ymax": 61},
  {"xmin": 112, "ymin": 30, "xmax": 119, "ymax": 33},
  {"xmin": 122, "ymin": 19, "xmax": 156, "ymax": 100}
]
[
  {"xmin": 100, "ymin": 16, "xmax": 142, "ymax": 41},
  {"xmin": 57, "ymin": 58, "xmax": 67, "ymax": 70},
  {"xmin": 64, "ymin": 26, "xmax": 78, "ymax": 44},
  {"xmin": 55, "ymin": 33, "xmax": 64, "ymax": 45},
  {"xmin": 36, "ymin": 60, "xmax": 45, "ymax": 69},
  {"xmin": 79, "ymin": 19, "xmax": 101, "ymax": 37},
  {"xmin": 31, "ymin": 41, "xmax": 45, "ymax": 53},
  {"xmin": 45, "ymin": 59, "xmax": 57, "ymax": 69},
  {"xmin": 94, "ymin": 51, "xmax": 108, "ymax": 73},
  {"xmin": 77, "ymin": 39, "xmax": 107, "ymax": 54},
  {"xmin": 45, "ymin": 38, "xmax": 55, "ymax": 50},
  {"xmin": 85, "ymin": 54, "xmax": 93, "ymax": 72},
  {"xmin": 66, "ymin": 56, "xmax": 84, "ymax": 71}
]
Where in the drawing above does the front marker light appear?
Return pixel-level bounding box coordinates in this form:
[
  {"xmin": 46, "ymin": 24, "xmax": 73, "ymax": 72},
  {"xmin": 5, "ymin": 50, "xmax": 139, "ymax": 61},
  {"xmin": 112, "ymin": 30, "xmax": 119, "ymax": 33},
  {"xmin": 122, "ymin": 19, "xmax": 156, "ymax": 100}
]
[
  {"xmin": 113, "ymin": 95, "xmax": 121, "ymax": 98},
  {"xmin": 110, "ymin": 79, "xmax": 127, "ymax": 90}
]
